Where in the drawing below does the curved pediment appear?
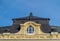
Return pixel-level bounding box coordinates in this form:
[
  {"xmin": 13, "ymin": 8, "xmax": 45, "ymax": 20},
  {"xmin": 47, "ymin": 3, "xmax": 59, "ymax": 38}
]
[{"xmin": 16, "ymin": 21, "xmax": 45, "ymax": 35}]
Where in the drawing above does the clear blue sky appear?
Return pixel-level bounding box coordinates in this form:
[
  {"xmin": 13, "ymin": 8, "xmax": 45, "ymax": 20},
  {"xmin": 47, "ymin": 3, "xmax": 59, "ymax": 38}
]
[{"xmin": 0, "ymin": 0, "xmax": 60, "ymax": 26}]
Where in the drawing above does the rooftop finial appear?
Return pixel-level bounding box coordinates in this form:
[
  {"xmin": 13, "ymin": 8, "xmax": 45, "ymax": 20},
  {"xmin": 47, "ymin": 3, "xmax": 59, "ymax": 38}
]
[{"xmin": 30, "ymin": 12, "xmax": 33, "ymax": 17}]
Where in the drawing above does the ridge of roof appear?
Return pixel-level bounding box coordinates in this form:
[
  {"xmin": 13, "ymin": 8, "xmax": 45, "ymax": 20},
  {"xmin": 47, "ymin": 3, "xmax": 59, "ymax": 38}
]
[{"xmin": 12, "ymin": 12, "xmax": 50, "ymax": 20}]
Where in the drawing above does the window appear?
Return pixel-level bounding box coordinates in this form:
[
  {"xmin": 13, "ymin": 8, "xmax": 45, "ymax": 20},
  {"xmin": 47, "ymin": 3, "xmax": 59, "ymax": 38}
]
[
  {"xmin": 27, "ymin": 26, "xmax": 34, "ymax": 33},
  {"xmin": 51, "ymin": 28, "xmax": 56, "ymax": 32}
]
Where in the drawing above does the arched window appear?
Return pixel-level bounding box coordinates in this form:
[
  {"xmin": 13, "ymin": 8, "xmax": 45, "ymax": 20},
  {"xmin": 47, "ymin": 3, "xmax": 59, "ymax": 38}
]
[{"xmin": 27, "ymin": 26, "xmax": 34, "ymax": 33}]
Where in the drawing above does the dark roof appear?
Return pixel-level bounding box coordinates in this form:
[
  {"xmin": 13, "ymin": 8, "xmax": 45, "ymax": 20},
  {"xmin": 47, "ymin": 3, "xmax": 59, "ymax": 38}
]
[
  {"xmin": 50, "ymin": 26, "xmax": 60, "ymax": 32},
  {"xmin": 0, "ymin": 12, "xmax": 51, "ymax": 34},
  {"xmin": 0, "ymin": 25, "xmax": 20, "ymax": 34},
  {"xmin": 12, "ymin": 12, "xmax": 50, "ymax": 20}
]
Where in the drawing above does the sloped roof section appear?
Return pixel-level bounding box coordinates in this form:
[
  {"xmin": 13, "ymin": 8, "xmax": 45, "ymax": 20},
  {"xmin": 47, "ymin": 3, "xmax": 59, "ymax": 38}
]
[
  {"xmin": 0, "ymin": 25, "xmax": 20, "ymax": 34},
  {"xmin": 12, "ymin": 12, "xmax": 50, "ymax": 20},
  {"xmin": 51, "ymin": 26, "xmax": 60, "ymax": 32}
]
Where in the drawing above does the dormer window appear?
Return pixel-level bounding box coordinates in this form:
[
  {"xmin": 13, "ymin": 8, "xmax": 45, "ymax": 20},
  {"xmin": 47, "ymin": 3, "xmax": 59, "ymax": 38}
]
[
  {"xmin": 27, "ymin": 26, "xmax": 34, "ymax": 34},
  {"xmin": 51, "ymin": 28, "xmax": 56, "ymax": 32}
]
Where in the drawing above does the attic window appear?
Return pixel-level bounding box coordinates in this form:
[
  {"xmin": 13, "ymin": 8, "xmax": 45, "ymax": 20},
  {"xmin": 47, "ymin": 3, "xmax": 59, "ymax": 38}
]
[
  {"xmin": 51, "ymin": 29, "xmax": 56, "ymax": 32},
  {"xmin": 4, "ymin": 29, "xmax": 9, "ymax": 32},
  {"xmin": 27, "ymin": 26, "xmax": 34, "ymax": 33}
]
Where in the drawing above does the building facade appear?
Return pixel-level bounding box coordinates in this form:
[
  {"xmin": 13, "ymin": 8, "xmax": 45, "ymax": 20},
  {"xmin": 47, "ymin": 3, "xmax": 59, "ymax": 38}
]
[{"xmin": 0, "ymin": 13, "xmax": 60, "ymax": 41}]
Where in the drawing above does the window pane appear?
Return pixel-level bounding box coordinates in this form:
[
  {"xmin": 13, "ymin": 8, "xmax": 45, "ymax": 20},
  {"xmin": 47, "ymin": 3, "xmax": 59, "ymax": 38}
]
[{"xmin": 27, "ymin": 26, "xmax": 34, "ymax": 33}]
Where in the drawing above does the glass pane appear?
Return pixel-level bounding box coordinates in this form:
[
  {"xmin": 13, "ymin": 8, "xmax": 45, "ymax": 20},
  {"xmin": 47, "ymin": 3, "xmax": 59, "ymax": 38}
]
[{"xmin": 27, "ymin": 26, "xmax": 34, "ymax": 33}]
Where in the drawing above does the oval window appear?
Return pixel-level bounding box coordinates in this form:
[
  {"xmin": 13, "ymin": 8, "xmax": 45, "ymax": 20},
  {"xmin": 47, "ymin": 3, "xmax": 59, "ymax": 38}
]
[{"xmin": 27, "ymin": 26, "xmax": 34, "ymax": 33}]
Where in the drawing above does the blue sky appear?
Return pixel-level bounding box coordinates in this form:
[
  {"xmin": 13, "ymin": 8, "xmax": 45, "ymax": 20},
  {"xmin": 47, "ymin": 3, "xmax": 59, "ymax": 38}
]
[{"xmin": 0, "ymin": 0, "xmax": 60, "ymax": 26}]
